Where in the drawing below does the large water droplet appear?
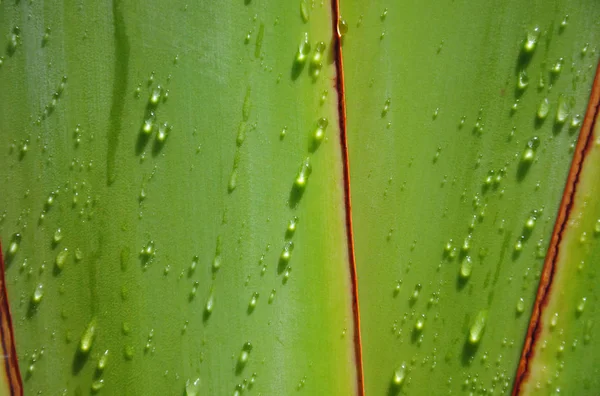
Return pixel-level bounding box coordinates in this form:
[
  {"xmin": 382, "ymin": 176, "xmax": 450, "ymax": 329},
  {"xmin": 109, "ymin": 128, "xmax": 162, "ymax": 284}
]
[
  {"xmin": 55, "ymin": 248, "xmax": 69, "ymax": 271},
  {"xmin": 300, "ymin": 0, "xmax": 310, "ymax": 23},
  {"xmin": 79, "ymin": 318, "xmax": 97, "ymax": 354},
  {"xmin": 311, "ymin": 117, "xmax": 328, "ymax": 151},
  {"xmin": 468, "ymin": 310, "xmax": 487, "ymax": 344},
  {"xmin": 392, "ymin": 362, "xmax": 407, "ymax": 387},
  {"xmin": 185, "ymin": 378, "xmax": 201, "ymax": 396},
  {"xmin": 459, "ymin": 256, "xmax": 473, "ymax": 280},
  {"xmin": 295, "ymin": 33, "xmax": 311, "ymax": 64},
  {"xmin": 522, "ymin": 26, "xmax": 540, "ymax": 53},
  {"xmin": 294, "ymin": 157, "xmax": 312, "ymax": 190},
  {"xmin": 537, "ymin": 98, "xmax": 549, "ymax": 120},
  {"xmin": 237, "ymin": 342, "xmax": 253, "ymax": 373}
]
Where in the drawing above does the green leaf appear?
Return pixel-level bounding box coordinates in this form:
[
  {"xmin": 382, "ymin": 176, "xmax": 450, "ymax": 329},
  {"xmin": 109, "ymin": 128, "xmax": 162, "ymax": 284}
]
[
  {"xmin": 519, "ymin": 88, "xmax": 600, "ymax": 395},
  {"xmin": 1, "ymin": 0, "xmax": 600, "ymax": 394},
  {"xmin": 341, "ymin": 0, "xmax": 600, "ymax": 393},
  {"xmin": 0, "ymin": 1, "xmax": 359, "ymax": 394}
]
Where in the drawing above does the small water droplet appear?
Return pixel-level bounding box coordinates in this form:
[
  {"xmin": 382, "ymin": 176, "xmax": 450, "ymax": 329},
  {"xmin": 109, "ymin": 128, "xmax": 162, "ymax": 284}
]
[
  {"xmin": 32, "ymin": 283, "xmax": 44, "ymax": 304},
  {"xmin": 517, "ymin": 70, "xmax": 529, "ymax": 91},
  {"xmin": 97, "ymin": 350, "xmax": 109, "ymax": 371},
  {"xmin": 570, "ymin": 114, "xmax": 582, "ymax": 130},
  {"xmin": 91, "ymin": 379, "xmax": 104, "ymax": 393},
  {"xmin": 248, "ymin": 292, "xmax": 259, "ymax": 313},
  {"xmin": 577, "ymin": 297, "xmax": 587, "ymax": 315},
  {"xmin": 381, "ymin": 97, "xmax": 391, "ymax": 117},
  {"xmin": 559, "ymin": 15, "xmax": 569, "ymax": 31},
  {"xmin": 53, "ymin": 228, "xmax": 63, "ymax": 243},
  {"xmin": 7, "ymin": 233, "xmax": 21, "ymax": 257},
  {"xmin": 268, "ymin": 289, "xmax": 276, "ymax": 304},
  {"xmin": 550, "ymin": 58, "xmax": 564, "ymax": 79},
  {"xmin": 516, "ymin": 298, "xmax": 525, "ymax": 314},
  {"xmin": 311, "ymin": 117, "xmax": 328, "ymax": 150},
  {"xmin": 338, "ymin": 18, "xmax": 348, "ymax": 37},
  {"xmin": 286, "ymin": 216, "xmax": 298, "ymax": 238},
  {"xmin": 55, "ymin": 248, "xmax": 69, "ymax": 271},
  {"xmin": 309, "ymin": 42, "xmax": 326, "ymax": 79}
]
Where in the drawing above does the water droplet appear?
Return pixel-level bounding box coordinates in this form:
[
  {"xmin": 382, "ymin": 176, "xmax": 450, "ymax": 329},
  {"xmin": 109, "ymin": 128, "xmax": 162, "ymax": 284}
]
[
  {"xmin": 550, "ymin": 312, "xmax": 559, "ymax": 329},
  {"xmin": 309, "ymin": 42, "xmax": 326, "ymax": 79},
  {"xmin": 516, "ymin": 298, "xmax": 525, "ymax": 314},
  {"xmin": 149, "ymin": 86, "xmax": 162, "ymax": 106},
  {"xmin": 381, "ymin": 97, "xmax": 391, "ymax": 117},
  {"xmin": 286, "ymin": 217, "xmax": 298, "ymax": 238},
  {"xmin": 414, "ymin": 315, "xmax": 425, "ymax": 332},
  {"xmin": 204, "ymin": 291, "xmax": 215, "ymax": 319},
  {"xmin": 32, "ymin": 283, "xmax": 44, "ymax": 304},
  {"xmin": 248, "ymin": 292, "xmax": 259, "ymax": 313},
  {"xmin": 338, "ymin": 18, "xmax": 348, "ymax": 37},
  {"xmin": 124, "ymin": 345, "xmax": 134, "ymax": 360},
  {"xmin": 7, "ymin": 233, "xmax": 21, "ymax": 256},
  {"xmin": 91, "ymin": 379, "xmax": 104, "ymax": 393},
  {"xmin": 237, "ymin": 342, "xmax": 253, "ymax": 372},
  {"xmin": 140, "ymin": 241, "xmax": 156, "ymax": 267},
  {"xmin": 459, "ymin": 256, "xmax": 473, "ymax": 279},
  {"xmin": 156, "ymin": 122, "xmax": 171, "ymax": 143},
  {"xmin": 97, "ymin": 350, "xmax": 109, "ymax": 371},
  {"xmin": 280, "ymin": 241, "xmax": 294, "ymax": 265},
  {"xmin": 410, "ymin": 284, "xmax": 422, "ymax": 303},
  {"xmin": 468, "ymin": 310, "xmax": 487, "ymax": 344},
  {"xmin": 559, "ymin": 15, "xmax": 568, "ymax": 31},
  {"xmin": 392, "ymin": 362, "xmax": 407, "ymax": 387},
  {"xmin": 581, "ymin": 43, "xmax": 589, "ymax": 57},
  {"xmin": 189, "ymin": 281, "xmax": 199, "ymax": 300},
  {"xmin": 555, "ymin": 95, "xmax": 570, "ymax": 124},
  {"xmin": 53, "ymin": 228, "xmax": 63, "ymax": 243},
  {"xmin": 294, "ymin": 157, "xmax": 312, "ymax": 190},
  {"xmin": 521, "ymin": 136, "xmax": 540, "ymax": 164},
  {"xmin": 537, "ymin": 98, "xmax": 549, "ymax": 120},
  {"xmin": 311, "ymin": 117, "xmax": 328, "ymax": 150},
  {"xmin": 79, "ymin": 318, "xmax": 97, "ymax": 354},
  {"xmin": 570, "ymin": 114, "xmax": 582, "ymax": 130},
  {"xmin": 280, "ymin": 126, "xmax": 287, "ymax": 140},
  {"xmin": 295, "ymin": 33, "xmax": 311, "ymax": 64},
  {"xmin": 142, "ymin": 113, "xmax": 155, "ymax": 135},
  {"xmin": 300, "ymin": 0, "xmax": 310, "ymax": 23},
  {"xmin": 522, "ymin": 26, "xmax": 540, "ymax": 53},
  {"xmin": 517, "ymin": 70, "xmax": 529, "ymax": 91},
  {"xmin": 55, "ymin": 248, "xmax": 69, "ymax": 271},
  {"xmin": 242, "ymin": 86, "xmax": 252, "ymax": 122},
  {"xmin": 186, "ymin": 378, "xmax": 201, "ymax": 396},
  {"xmin": 551, "ymin": 58, "xmax": 564, "ymax": 78},
  {"xmin": 577, "ymin": 297, "xmax": 587, "ymax": 314}
]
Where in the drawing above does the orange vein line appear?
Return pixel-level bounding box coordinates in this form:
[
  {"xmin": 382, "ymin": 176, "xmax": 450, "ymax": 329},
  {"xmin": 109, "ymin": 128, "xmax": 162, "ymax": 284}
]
[
  {"xmin": 330, "ymin": 2, "xmax": 365, "ymax": 395},
  {"xmin": 0, "ymin": 243, "xmax": 23, "ymax": 396},
  {"xmin": 513, "ymin": 60, "xmax": 600, "ymax": 395}
]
